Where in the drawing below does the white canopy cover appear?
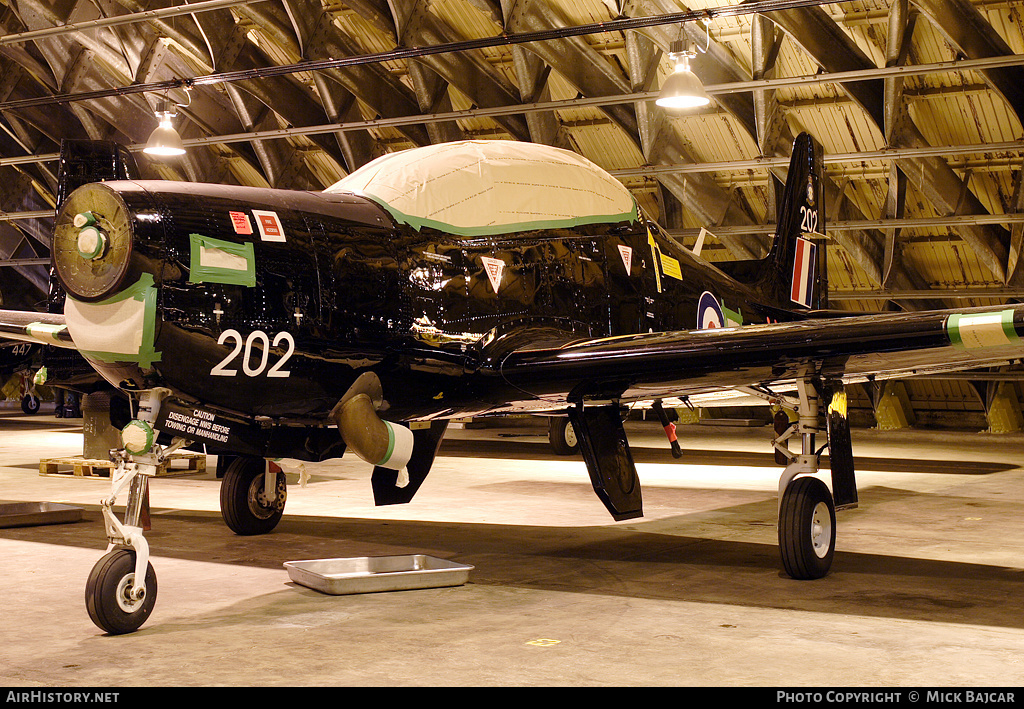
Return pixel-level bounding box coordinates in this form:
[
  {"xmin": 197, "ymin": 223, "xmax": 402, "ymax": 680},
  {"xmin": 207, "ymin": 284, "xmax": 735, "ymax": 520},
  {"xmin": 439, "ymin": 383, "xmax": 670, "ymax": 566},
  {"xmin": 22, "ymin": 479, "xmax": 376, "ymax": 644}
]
[{"xmin": 325, "ymin": 139, "xmax": 638, "ymax": 236}]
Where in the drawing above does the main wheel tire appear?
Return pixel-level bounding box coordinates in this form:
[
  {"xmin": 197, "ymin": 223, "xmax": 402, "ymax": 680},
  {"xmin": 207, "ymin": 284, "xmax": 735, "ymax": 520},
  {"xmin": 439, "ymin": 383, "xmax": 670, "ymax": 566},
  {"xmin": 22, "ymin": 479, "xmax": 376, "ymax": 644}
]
[
  {"xmin": 85, "ymin": 548, "xmax": 157, "ymax": 635},
  {"xmin": 220, "ymin": 456, "xmax": 286, "ymax": 535},
  {"xmin": 778, "ymin": 476, "xmax": 836, "ymax": 580},
  {"xmin": 548, "ymin": 417, "xmax": 579, "ymax": 455},
  {"xmin": 20, "ymin": 394, "xmax": 39, "ymax": 415}
]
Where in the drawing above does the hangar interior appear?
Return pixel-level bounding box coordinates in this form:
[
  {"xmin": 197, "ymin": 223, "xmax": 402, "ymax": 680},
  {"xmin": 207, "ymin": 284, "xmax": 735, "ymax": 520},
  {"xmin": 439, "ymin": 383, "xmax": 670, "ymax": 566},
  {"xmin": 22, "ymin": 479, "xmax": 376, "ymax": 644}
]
[
  {"xmin": 1, "ymin": 0, "xmax": 1023, "ymax": 426},
  {"xmin": 0, "ymin": 0, "xmax": 1023, "ymax": 687}
]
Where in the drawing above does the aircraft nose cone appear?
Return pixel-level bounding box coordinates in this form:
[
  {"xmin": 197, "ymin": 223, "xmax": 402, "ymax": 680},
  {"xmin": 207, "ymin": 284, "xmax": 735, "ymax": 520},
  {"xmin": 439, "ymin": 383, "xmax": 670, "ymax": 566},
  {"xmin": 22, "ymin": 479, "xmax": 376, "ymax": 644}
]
[{"xmin": 53, "ymin": 183, "xmax": 134, "ymax": 302}]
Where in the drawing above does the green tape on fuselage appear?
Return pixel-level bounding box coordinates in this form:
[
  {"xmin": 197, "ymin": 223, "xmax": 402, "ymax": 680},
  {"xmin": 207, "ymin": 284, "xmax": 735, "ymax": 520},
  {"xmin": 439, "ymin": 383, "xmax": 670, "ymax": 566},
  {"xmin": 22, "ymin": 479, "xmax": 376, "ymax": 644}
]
[
  {"xmin": 360, "ymin": 192, "xmax": 639, "ymax": 237},
  {"xmin": 376, "ymin": 421, "xmax": 397, "ymax": 467},
  {"xmin": 189, "ymin": 233, "xmax": 256, "ymax": 287}
]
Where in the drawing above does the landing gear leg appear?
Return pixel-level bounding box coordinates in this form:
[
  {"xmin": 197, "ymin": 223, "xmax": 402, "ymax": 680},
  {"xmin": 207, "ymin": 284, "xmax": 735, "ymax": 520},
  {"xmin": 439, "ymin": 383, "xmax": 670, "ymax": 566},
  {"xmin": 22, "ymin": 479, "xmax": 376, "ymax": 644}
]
[
  {"xmin": 84, "ymin": 388, "xmax": 185, "ymax": 634},
  {"xmin": 86, "ymin": 454, "xmax": 157, "ymax": 634}
]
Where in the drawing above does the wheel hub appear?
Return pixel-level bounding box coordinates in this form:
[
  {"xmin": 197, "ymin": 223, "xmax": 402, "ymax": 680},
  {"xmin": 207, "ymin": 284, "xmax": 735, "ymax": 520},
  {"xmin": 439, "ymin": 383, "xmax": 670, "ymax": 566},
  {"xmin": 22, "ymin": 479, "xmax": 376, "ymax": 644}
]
[
  {"xmin": 115, "ymin": 573, "xmax": 145, "ymax": 613},
  {"xmin": 249, "ymin": 475, "xmax": 287, "ymax": 518},
  {"xmin": 810, "ymin": 501, "xmax": 832, "ymax": 558}
]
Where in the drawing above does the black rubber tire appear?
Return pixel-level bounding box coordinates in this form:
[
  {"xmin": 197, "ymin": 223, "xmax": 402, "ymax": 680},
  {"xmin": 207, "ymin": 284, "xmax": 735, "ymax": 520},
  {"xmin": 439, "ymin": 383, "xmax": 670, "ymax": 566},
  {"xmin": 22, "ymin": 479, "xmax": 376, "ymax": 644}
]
[
  {"xmin": 778, "ymin": 476, "xmax": 836, "ymax": 580},
  {"xmin": 20, "ymin": 395, "xmax": 39, "ymax": 415},
  {"xmin": 85, "ymin": 548, "xmax": 157, "ymax": 635},
  {"xmin": 548, "ymin": 417, "xmax": 579, "ymax": 455},
  {"xmin": 220, "ymin": 456, "xmax": 286, "ymax": 535}
]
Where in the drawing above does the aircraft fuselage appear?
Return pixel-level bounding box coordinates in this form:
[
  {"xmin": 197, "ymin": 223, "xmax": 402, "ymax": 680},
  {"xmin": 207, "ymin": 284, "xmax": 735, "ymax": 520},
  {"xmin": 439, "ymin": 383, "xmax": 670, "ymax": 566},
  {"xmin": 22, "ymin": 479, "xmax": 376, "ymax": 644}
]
[{"xmin": 57, "ymin": 179, "xmax": 784, "ymax": 449}]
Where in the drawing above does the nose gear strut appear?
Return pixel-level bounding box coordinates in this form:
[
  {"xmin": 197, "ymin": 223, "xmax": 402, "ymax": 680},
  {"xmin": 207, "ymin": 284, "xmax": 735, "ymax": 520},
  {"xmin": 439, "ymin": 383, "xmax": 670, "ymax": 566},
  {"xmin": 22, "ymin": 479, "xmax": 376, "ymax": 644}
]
[{"xmin": 85, "ymin": 388, "xmax": 189, "ymax": 635}]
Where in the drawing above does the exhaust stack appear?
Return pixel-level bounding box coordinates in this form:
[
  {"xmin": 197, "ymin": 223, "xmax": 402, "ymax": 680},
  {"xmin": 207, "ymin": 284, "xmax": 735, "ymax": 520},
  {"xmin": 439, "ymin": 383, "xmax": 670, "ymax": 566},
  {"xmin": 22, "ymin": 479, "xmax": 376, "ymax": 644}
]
[{"xmin": 332, "ymin": 374, "xmax": 414, "ymax": 471}]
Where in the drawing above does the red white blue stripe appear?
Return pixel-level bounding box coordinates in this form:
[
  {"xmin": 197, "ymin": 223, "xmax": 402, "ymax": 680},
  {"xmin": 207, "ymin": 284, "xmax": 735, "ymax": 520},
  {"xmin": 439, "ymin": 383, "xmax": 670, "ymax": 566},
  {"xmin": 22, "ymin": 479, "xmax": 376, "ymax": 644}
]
[{"xmin": 791, "ymin": 237, "xmax": 816, "ymax": 308}]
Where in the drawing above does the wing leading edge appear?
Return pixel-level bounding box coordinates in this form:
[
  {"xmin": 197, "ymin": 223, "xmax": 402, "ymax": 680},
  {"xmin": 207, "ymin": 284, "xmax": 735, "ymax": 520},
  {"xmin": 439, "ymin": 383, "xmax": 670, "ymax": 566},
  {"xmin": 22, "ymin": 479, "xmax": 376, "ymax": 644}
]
[{"xmin": 497, "ymin": 305, "xmax": 1024, "ymax": 404}]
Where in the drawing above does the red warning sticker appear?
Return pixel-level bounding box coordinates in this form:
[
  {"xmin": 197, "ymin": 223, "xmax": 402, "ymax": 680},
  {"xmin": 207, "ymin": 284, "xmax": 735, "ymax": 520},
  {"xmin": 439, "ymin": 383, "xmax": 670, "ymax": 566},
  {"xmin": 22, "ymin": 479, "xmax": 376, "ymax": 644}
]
[
  {"xmin": 229, "ymin": 211, "xmax": 253, "ymax": 235},
  {"xmin": 252, "ymin": 210, "xmax": 286, "ymax": 242}
]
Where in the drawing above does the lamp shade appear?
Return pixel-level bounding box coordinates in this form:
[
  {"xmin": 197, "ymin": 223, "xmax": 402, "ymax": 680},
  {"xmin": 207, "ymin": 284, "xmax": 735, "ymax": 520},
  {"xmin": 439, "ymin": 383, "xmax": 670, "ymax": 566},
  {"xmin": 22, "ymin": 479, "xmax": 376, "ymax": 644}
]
[
  {"xmin": 656, "ymin": 55, "xmax": 711, "ymax": 110},
  {"xmin": 144, "ymin": 113, "xmax": 185, "ymax": 157}
]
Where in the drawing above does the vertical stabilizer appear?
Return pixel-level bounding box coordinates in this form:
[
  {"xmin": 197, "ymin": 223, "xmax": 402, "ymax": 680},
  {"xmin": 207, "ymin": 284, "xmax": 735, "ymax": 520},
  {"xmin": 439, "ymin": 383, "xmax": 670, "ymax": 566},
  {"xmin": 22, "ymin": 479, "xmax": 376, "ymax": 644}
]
[{"xmin": 763, "ymin": 132, "xmax": 828, "ymax": 313}]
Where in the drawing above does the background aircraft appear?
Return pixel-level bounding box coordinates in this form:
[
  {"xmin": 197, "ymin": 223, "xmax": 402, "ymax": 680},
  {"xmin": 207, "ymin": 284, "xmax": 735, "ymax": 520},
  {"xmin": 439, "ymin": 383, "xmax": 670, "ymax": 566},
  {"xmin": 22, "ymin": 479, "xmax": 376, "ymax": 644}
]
[
  {"xmin": 0, "ymin": 340, "xmax": 42, "ymax": 413},
  {"xmin": 2, "ymin": 133, "xmax": 1023, "ymax": 634}
]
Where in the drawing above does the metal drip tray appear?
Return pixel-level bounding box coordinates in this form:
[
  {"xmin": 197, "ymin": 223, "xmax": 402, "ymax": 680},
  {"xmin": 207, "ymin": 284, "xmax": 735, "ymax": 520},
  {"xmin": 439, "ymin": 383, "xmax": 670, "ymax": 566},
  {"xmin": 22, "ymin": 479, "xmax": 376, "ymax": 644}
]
[
  {"xmin": 0, "ymin": 502, "xmax": 83, "ymax": 528},
  {"xmin": 284, "ymin": 555, "xmax": 473, "ymax": 595}
]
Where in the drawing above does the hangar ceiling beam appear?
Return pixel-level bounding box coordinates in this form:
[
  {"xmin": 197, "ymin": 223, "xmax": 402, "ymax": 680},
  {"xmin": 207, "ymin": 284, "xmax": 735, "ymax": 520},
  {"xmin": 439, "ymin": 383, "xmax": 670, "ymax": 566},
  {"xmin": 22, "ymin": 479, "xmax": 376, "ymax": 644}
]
[
  {"xmin": 509, "ymin": 41, "xmax": 572, "ymax": 150},
  {"xmin": 524, "ymin": 0, "xmax": 761, "ymax": 260},
  {"xmin": 750, "ymin": 3, "xmax": 1012, "ymax": 286},
  {"xmin": 393, "ymin": 1, "xmax": 530, "ymax": 143},
  {"xmin": 912, "ymin": 0, "xmax": 1024, "ymax": 127},
  {"xmin": 278, "ymin": 0, "xmax": 431, "ymax": 155},
  {"xmin": 0, "ymin": 0, "xmax": 267, "ymax": 47}
]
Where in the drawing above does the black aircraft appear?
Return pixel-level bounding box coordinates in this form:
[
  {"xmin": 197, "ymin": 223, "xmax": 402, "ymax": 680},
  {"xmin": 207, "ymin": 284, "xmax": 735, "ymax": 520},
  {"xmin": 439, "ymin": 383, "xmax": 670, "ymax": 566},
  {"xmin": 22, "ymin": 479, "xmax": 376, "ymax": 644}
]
[
  {"xmin": 0, "ymin": 340, "xmax": 42, "ymax": 413},
  {"xmin": 2, "ymin": 133, "xmax": 1023, "ymax": 635}
]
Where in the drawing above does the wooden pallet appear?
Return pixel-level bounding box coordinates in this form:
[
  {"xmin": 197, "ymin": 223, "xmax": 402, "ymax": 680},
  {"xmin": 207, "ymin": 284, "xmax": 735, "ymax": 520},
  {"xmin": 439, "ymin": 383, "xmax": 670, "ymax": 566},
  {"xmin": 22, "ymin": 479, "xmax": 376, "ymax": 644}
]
[{"xmin": 39, "ymin": 451, "xmax": 207, "ymax": 479}]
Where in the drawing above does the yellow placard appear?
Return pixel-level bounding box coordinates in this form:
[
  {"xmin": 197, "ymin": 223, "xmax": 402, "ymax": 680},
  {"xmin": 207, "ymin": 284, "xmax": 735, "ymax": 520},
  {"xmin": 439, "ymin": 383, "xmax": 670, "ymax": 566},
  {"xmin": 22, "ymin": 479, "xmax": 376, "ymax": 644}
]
[{"xmin": 660, "ymin": 253, "xmax": 682, "ymax": 280}]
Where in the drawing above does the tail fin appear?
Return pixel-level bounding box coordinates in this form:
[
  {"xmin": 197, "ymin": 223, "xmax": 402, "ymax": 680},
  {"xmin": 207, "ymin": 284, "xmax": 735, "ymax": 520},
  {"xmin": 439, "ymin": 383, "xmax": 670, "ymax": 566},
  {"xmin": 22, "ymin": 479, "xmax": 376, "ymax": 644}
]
[{"xmin": 763, "ymin": 132, "xmax": 828, "ymax": 313}]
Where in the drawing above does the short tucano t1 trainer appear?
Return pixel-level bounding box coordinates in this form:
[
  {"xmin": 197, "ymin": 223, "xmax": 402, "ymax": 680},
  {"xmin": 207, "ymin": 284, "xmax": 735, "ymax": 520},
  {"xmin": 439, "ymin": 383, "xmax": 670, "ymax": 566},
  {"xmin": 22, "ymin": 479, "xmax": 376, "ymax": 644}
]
[{"xmin": 2, "ymin": 133, "xmax": 1023, "ymax": 634}]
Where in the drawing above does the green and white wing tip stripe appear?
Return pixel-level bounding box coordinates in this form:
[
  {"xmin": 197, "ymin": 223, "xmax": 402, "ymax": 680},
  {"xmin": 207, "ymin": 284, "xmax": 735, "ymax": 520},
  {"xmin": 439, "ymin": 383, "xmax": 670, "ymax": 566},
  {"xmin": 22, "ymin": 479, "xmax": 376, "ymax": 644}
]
[
  {"xmin": 25, "ymin": 321, "xmax": 71, "ymax": 345},
  {"xmin": 947, "ymin": 310, "xmax": 1021, "ymax": 350}
]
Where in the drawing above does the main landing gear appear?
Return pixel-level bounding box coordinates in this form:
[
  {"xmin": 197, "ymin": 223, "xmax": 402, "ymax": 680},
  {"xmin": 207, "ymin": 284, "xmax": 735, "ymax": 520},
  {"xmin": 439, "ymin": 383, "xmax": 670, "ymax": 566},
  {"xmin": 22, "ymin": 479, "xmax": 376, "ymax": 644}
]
[
  {"xmin": 755, "ymin": 377, "xmax": 858, "ymax": 580},
  {"xmin": 220, "ymin": 456, "xmax": 287, "ymax": 536},
  {"xmin": 548, "ymin": 416, "xmax": 579, "ymax": 455}
]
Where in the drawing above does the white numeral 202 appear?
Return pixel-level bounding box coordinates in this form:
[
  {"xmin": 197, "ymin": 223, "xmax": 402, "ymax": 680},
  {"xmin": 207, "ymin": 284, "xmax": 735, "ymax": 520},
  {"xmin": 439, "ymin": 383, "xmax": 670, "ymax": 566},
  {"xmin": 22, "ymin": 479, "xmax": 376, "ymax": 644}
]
[
  {"xmin": 211, "ymin": 329, "xmax": 294, "ymax": 378},
  {"xmin": 799, "ymin": 206, "xmax": 818, "ymax": 233}
]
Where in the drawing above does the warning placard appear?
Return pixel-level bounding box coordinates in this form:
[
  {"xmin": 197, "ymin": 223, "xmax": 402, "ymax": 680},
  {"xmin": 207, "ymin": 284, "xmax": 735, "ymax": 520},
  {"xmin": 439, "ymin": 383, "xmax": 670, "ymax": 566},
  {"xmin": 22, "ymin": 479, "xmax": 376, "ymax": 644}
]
[
  {"xmin": 480, "ymin": 256, "xmax": 504, "ymax": 293},
  {"xmin": 617, "ymin": 244, "xmax": 632, "ymax": 273},
  {"xmin": 229, "ymin": 211, "xmax": 253, "ymax": 235},
  {"xmin": 253, "ymin": 210, "xmax": 286, "ymax": 242}
]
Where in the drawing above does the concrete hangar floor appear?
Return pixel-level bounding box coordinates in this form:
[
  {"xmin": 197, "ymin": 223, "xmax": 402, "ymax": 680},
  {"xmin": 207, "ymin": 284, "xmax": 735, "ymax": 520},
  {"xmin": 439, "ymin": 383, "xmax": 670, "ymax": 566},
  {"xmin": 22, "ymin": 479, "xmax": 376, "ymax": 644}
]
[{"xmin": 0, "ymin": 403, "xmax": 1022, "ymax": 688}]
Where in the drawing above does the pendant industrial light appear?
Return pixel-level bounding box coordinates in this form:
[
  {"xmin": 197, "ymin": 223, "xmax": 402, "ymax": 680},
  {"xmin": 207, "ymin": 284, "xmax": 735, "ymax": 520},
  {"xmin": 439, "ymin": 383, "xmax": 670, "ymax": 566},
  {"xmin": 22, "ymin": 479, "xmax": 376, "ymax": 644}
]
[
  {"xmin": 144, "ymin": 101, "xmax": 185, "ymax": 157},
  {"xmin": 656, "ymin": 39, "xmax": 710, "ymax": 110},
  {"xmin": 144, "ymin": 88, "xmax": 191, "ymax": 157}
]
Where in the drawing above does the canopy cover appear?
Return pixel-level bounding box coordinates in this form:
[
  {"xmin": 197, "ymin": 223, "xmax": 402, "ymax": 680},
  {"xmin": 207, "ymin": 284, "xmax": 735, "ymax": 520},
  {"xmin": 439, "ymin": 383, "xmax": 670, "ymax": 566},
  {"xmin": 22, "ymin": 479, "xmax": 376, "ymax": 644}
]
[{"xmin": 325, "ymin": 140, "xmax": 638, "ymax": 236}]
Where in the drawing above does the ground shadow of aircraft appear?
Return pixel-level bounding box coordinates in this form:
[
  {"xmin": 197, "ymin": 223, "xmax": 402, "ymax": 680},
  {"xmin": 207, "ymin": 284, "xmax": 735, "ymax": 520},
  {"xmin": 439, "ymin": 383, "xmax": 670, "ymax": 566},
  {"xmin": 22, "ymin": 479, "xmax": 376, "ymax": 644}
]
[
  {"xmin": 2, "ymin": 133, "xmax": 1023, "ymax": 634},
  {"xmin": 3, "ymin": 488, "xmax": 1022, "ymax": 633}
]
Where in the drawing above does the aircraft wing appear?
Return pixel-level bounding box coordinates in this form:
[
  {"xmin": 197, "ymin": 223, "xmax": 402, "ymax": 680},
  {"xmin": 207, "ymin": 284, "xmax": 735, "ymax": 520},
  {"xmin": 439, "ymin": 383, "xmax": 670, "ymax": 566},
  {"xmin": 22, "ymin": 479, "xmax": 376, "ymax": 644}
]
[
  {"xmin": 497, "ymin": 305, "xmax": 1024, "ymax": 403},
  {"xmin": 0, "ymin": 311, "xmax": 73, "ymax": 349}
]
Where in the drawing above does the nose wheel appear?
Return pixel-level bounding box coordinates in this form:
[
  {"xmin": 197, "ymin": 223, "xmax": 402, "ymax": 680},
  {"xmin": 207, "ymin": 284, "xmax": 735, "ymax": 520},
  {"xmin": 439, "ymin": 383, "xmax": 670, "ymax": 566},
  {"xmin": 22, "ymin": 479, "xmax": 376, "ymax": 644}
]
[{"xmin": 85, "ymin": 547, "xmax": 157, "ymax": 635}]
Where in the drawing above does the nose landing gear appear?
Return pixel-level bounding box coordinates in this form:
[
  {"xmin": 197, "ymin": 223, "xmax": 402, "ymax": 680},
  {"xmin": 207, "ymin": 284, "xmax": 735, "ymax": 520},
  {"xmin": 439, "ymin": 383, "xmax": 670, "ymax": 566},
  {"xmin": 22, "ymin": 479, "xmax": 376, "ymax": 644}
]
[
  {"xmin": 85, "ymin": 546, "xmax": 157, "ymax": 635},
  {"xmin": 84, "ymin": 388, "xmax": 185, "ymax": 635}
]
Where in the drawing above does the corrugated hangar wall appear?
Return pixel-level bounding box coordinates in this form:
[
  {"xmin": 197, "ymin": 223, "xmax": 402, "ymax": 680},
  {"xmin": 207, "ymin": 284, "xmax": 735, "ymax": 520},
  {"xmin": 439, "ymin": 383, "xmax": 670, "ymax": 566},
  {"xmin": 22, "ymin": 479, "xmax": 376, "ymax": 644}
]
[{"xmin": 0, "ymin": 0, "xmax": 1022, "ymax": 430}]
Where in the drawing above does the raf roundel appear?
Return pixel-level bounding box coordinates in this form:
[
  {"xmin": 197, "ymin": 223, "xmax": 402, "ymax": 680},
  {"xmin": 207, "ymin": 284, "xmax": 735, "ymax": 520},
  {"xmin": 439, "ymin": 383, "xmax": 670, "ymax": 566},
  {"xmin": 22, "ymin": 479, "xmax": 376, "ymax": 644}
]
[{"xmin": 698, "ymin": 291, "xmax": 725, "ymax": 330}]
